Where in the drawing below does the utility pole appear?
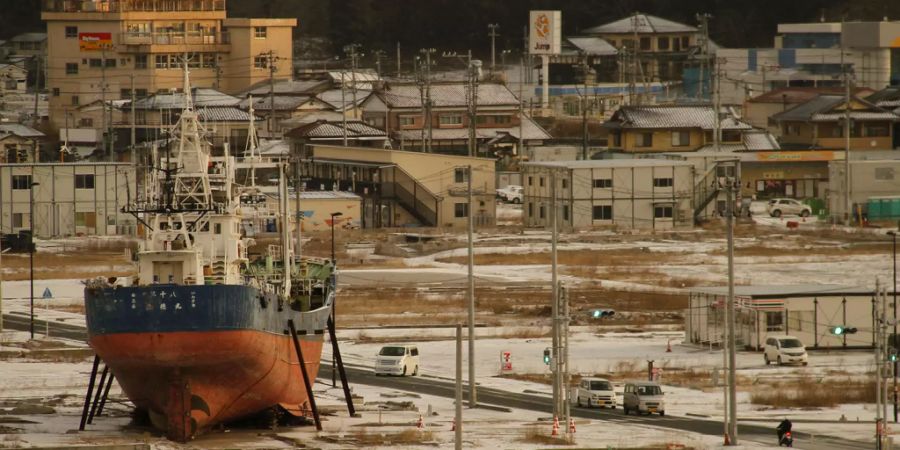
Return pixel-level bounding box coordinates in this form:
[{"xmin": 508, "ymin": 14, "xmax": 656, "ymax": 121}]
[
  {"xmin": 267, "ymin": 51, "xmax": 279, "ymax": 137},
  {"xmin": 374, "ymin": 50, "xmax": 385, "ymax": 77},
  {"xmin": 877, "ymin": 278, "xmax": 883, "ymax": 450},
  {"xmin": 466, "ymin": 165, "xmax": 476, "ymax": 408},
  {"xmin": 130, "ymin": 74, "xmax": 136, "ymax": 164},
  {"xmin": 725, "ymin": 175, "xmax": 738, "ymax": 445},
  {"xmin": 696, "ymin": 14, "xmax": 712, "ymax": 100},
  {"xmin": 488, "ymin": 23, "xmax": 499, "ymax": 73},
  {"xmin": 550, "ymin": 169, "xmax": 559, "ymax": 420},
  {"xmin": 420, "ymin": 48, "xmax": 435, "ymax": 153},
  {"xmin": 630, "ymin": 13, "xmax": 639, "ymax": 105},
  {"xmin": 561, "ymin": 282, "xmax": 571, "ymax": 441},
  {"xmin": 843, "ymin": 66, "xmax": 852, "ymax": 226},
  {"xmin": 32, "ymin": 54, "xmax": 41, "ymax": 129},
  {"xmin": 466, "ymin": 60, "xmax": 481, "ymax": 158},
  {"xmin": 345, "ymin": 44, "xmax": 362, "ymax": 119},
  {"xmin": 580, "ymin": 52, "xmax": 590, "ymax": 160},
  {"xmin": 101, "ymin": 49, "xmax": 108, "ymax": 160},
  {"xmin": 340, "ymin": 71, "xmax": 348, "ymax": 146},
  {"xmin": 455, "ymin": 324, "xmax": 463, "ymax": 450},
  {"xmin": 396, "ymin": 42, "xmax": 402, "ymax": 78},
  {"xmin": 519, "ymin": 56, "xmax": 525, "ymax": 157}
]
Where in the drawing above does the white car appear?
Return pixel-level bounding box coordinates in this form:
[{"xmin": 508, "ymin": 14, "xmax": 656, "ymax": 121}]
[
  {"xmin": 767, "ymin": 198, "xmax": 811, "ymax": 218},
  {"xmin": 495, "ymin": 185, "xmax": 523, "ymax": 204},
  {"xmin": 574, "ymin": 377, "xmax": 617, "ymax": 409},
  {"xmin": 764, "ymin": 335, "xmax": 808, "ymax": 366},
  {"xmin": 373, "ymin": 344, "xmax": 419, "ymax": 376}
]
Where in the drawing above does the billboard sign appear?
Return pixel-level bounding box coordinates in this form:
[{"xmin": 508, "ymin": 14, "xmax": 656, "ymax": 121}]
[
  {"xmin": 79, "ymin": 32, "xmax": 113, "ymax": 51},
  {"xmin": 529, "ymin": 10, "xmax": 561, "ymax": 55}
]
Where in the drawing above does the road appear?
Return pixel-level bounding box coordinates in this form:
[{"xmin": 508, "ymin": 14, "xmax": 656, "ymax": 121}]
[{"xmin": 2, "ymin": 313, "xmax": 870, "ymax": 450}]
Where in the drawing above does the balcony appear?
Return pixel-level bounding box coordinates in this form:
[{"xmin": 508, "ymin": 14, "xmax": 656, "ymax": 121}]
[
  {"xmin": 43, "ymin": 0, "xmax": 225, "ymax": 13},
  {"xmin": 121, "ymin": 31, "xmax": 230, "ymax": 46}
]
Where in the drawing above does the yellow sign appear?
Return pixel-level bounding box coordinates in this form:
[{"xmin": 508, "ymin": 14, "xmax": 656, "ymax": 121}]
[
  {"xmin": 753, "ymin": 151, "xmax": 841, "ymax": 162},
  {"xmin": 79, "ymin": 32, "xmax": 112, "ymax": 51}
]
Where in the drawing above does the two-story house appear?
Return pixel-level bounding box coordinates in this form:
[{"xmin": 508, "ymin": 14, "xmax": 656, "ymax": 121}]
[
  {"xmin": 360, "ymin": 81, "xmax": 550, "ymax": 157},
  {"xmin": 604, "ymin": 104, "xmax": 780, "ymax": 153},
  {"xmin": 771, "ymin": 94, "xmax": 900, "ymax": 151}
]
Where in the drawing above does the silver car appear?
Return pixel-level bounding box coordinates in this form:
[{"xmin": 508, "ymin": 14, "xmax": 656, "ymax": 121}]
[{"xmin": 767, "ymin": 198, "xmax": 811, "ymax": 218}]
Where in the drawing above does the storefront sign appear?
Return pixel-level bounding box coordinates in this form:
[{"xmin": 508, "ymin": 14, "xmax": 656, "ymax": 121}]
[
  {"xmin": 529, "ymin": 11, "xmax": 561, "ymax": 55},
  {"xmin": 79, "ymin": 32, "xmax": 113, "ymax": 51},
  {"xmin": 753, "ymin": 151, "xmax": 842, "ymax": 162}
]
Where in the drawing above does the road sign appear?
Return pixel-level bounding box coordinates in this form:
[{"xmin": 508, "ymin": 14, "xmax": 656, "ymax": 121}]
[
  {"xmin": 500, "ymin": 350, "xmax": 512, "ymax": 372},
  {"xmin": 42, "ymin": 288, "xmax": 52, "ymax": 299}
]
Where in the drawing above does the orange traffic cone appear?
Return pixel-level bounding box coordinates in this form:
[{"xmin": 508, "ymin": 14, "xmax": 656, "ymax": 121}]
[
  {"xmin": 666, "ymin": 339, "xmax": 672, "ymax": 353},
  {"xmin": 551, "ymin": 416, "xmax": 560, "ymax": 437},
  {"xmin": 724, "ymin": 433, "xmax": 731, "ymax": 445},
  {"xmin": 569, "ymin": 418, "xmax": 576, "ymax": 434},
  {"xmin": 451, "ymin": 418, "xmax": 456, "ymax": 431},
  {"xmin": 417, "ymin": 414, "xmax": 424, "ymax": 429}
]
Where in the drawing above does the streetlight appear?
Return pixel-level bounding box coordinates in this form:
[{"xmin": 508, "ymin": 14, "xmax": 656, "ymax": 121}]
[
  {"xmin": 889, "ymin": 229, "xmax": 898, "ymax": 422},
  {"xmin": 329, "ymin": 211, "xmax": 343, "ymax": 387},
  {"xmin": 29, "ymin": 181, "xmax": 39, "ymax": 340}
]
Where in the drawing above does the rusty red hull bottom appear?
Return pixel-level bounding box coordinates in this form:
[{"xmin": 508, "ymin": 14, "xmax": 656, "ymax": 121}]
[{"xmin": 90, "ymin": 330, "xmax": 322, "ymax": 442}]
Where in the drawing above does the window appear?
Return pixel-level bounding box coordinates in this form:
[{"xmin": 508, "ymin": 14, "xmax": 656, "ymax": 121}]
[
  {"xmin": 454, "ymin": 202, "xmax": 469, "ymax": 218},
  {"xmin": 721, "ymin": 130, "xmax": 741, "ymax": 142},
  {"xmin": 254, "ymin": 26, "xmax": 267, "ymax": 38},
  {"xmin": 135, "ymin": 88, "xmax": 148, "ymax": 98},
  {"xmin": 105, "ymin": 59, "xmax": 116, "ymax": 68},
  {"xmin": 528, "ymin": 203, "xmax": 533, "ymax": 217},
  {"xmin": 52, "ymin": 88, "xmax": 60, "ymax": 97},
  {"xmin": 254, "ymin": 55, "xmax": 268, "ymax": 69},
  {"xmin": 562, "ymin": 205, "xmax": 569, "ymax": 221},
  {"xmin": 592, "ymin": 205, "xmax": 612, "ymax": 220},
  {"xmin": 135, "ymin": 54, "xmax": 148, "ymax": 69},
  {"xmin": 681, "ymin": 36, "xmax": 690, "ymax": 48},
  {"xmin": 78, "ymin": 118, "xmax": 93, "ymax": 127},
  {"xmin": 539, "ymin": 177, "xmax": 545, "ymax": 187},
  {"xmin": 476, "ymin": 115, "xmax": 487, "ymax": 124},
  {"xmin": 865, "ymin": 125, "xmax": 889, "ymax": 137},
  {"xmin": 12, "ymin": 213, "xmax": 24, "ymax": 228},
  {"xmin": 671, "ymin": 131, "xmax": 690, "ymax": 147},
  {"xmin": 75, "ymin": 174, "xmax": 95, "ymax": 189},
  {"xmin": 635, "ymin": 132, "xmax": 653, "ymax": 147},
  {"xmin": 561, "ymin": 179, "xmax": 568, "ymax": 189},
  {"xmin": 640, "ymin": 37, "xmax": 651, "ymax": 51},
  {"xmin": 72, "ymin": 95, "xmax": 80, "ymax": 106},
  {"xmin": 454, "ymin": 167, "xmax": 468, "ymax": 183},
  {"xmin": 65, "ymin": 26, "xmax": 78, "ymax": 38},
  {"xmin": 875, "ymin": 167, "xmax": 895, "ymax": 181},
  {"xmin": 201, "ymin": 53, "xmax": 216, "ymax": 68},
  {"xmin": 214, "ymin": 223, "xmax": 222, "ymax": 234},
  {"xmin": 11, "ymin": 175, "xmax": 32, "ymax": 190},
  {"xmin": 593, "ymin": 178, "xmax": 612, "ymax": 188},
  {"xmin": 155, "ymin": 55, "xmax": 169, "ymax": 69},
  {"xmin": 539, "ymin": 205, "xmax": 545, "ymax": 219},
  {"xmin": 66, "ymin": 63, "xmax": 78, "ymax": 75},
  {"xmin": 439, "ymin": 114, "xmax": 463, "ymax": 126},
  {"xmin": 89, "ymin": 59, "xmax": 102, "ymax": 68},
  {"xmin": 399, "ymin": 116, "xmax": 416, "ymax": 127},
  {"xmin": 75, "ymin": 212, "xmax": 96, "ymax": 228},
  {"xmin": 527, "ymin": 176, "xmax": 533, "ymax": 186},
  {"xmin": 120, "ymin": 88, "xmax": 132, "ymax": 99},
  {"xmin": 658, "ymin": 37, "xmax": 670, "ymax": 50},
  {"xmin": 654, "ymin": 205, "xmax": 674, "ymax": 218},
  {"xmin": 653, "ymin": 177, "xmax": 674, "ymax": 188},
  {"xmin": 493, "ymin": 115, "xmax": 511, "ymax": 124}
]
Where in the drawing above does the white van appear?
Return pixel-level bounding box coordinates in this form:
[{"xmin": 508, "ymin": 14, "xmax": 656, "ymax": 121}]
[
  {"xmin": 374, "ymin": 344, "xmax": 419, "ymax": 376},
  {"xmin": 764, "ymin": 335, "xmax": 808, "ymax": 366},
  {"xmin": 622, "ymin": 381, "xmax": 665, "ymax": 416},
  {"xmin": 574, "ymin": 377, "xmax": 616, "ymax": 409}
]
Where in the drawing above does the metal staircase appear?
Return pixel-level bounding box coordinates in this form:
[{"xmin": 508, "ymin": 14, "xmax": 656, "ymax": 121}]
[
  {"xmin": 693, "ymin": 160, "xmax": 739, "ymax": 224},
  {"xmin": 380, "ymin": 165, "xmax": 440, "ymax": 227}
]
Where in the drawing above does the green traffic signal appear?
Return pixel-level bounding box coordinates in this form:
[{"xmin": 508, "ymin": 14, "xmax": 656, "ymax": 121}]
[
  {"xmin": 831, "ymin": 326, "xmax": 844, "ymax": 335},
  {"xmin": 831, "ymin": 326, "xmax": 858, "ymax": 335},
  {"xmin": 543, "ymin": 347, "xmax": 551, "ymax": 365}
]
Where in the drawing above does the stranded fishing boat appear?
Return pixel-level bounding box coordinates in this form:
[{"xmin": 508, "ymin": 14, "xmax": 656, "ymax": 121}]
[{"xmin": 83, "ymin": 63, "xmax": 333, "ymax": 442}]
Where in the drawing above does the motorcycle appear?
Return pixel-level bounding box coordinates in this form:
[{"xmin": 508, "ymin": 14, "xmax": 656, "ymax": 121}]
[{"xmin": 779, "ymin": 430, "xmax": 793, "ymax": 447}]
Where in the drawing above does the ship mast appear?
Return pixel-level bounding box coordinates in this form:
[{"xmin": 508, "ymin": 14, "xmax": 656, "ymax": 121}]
[
  {"xmin": 244, "ymin": 96, "xmax": 260, "ymax": 187},
  {"xmin": 172, "ymin": 57, "xmax": 213, "ymax": 211}
]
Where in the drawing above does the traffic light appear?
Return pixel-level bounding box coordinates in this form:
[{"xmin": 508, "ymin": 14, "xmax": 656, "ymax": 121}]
[
  {"xmin": 831, "ymin": 326, "xmax": 858, "ymax": 335},
  {"xmin": 543, "ymin": 347, "xmax": 551, "ymax": 365},
  {"xmin": 889, "ymin": 352, "xmax": 898, "ymax": 363},
  {"xmin": 591, "ymin": 309, "xmax": 615, "ymax": 319}
]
